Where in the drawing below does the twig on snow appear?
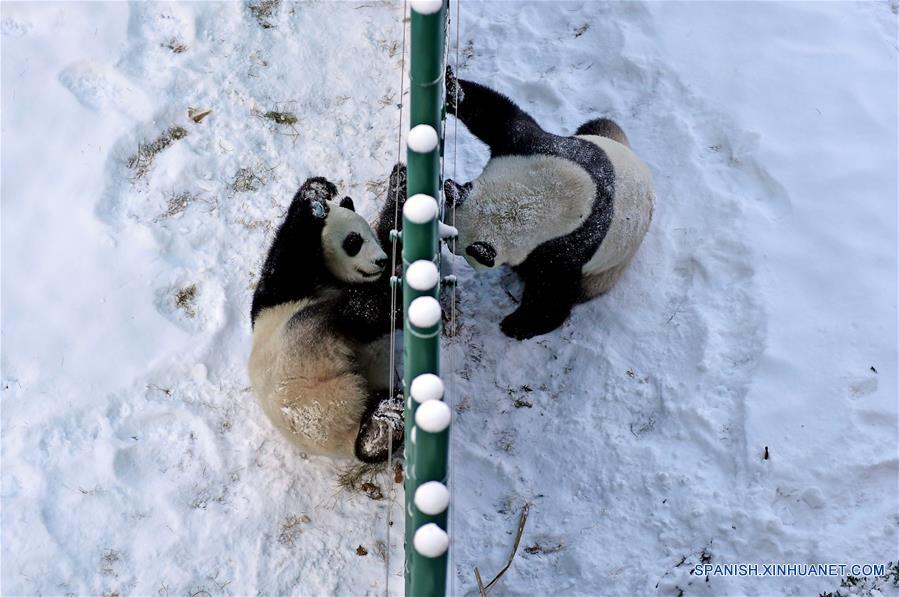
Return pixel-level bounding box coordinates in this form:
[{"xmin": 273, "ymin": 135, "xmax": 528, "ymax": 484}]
[{"xmin": 473, "ymin": 502, "xmax": 530, "ymax": 593}]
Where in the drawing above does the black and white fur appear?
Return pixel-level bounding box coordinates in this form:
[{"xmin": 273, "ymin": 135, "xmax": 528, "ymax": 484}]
[
  {"xmin": 444, "ymin": 69, "xmax": 654, "ymax": 340},
  {"xmin": 248, "ymin": 167, "xmax": 407, "ymax": 463}
]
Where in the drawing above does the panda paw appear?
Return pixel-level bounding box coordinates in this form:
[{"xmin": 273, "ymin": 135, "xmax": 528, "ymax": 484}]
[
  {"xmin": 354, "ymin": 394, "xmax": 405, "ymax": 463},
  {"xmin": 387, "ymin": 163, "xmax": 407, "ymax": 207},
  {"xmin": 500, "ymin": 310, "xmax": 556, "ymax": 340},
  {"xmin": 445, "ymin": 65, "xmax": 463, "ymax": 111},
  {"xmin": 298, "ymin": 176, "xmax": 338, "ymax": 203}
]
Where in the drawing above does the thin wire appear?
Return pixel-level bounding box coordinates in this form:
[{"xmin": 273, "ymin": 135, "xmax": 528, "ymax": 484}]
[
  {"xmin": 448, "ymin": 0, "xmax": 461, "ymax": 594},
  {"xmin": 385, "ymin": 1, "xmax": 408, "ymax": 594}
]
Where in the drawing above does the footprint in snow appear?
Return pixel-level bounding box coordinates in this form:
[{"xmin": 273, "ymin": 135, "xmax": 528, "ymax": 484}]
[
  {"xmin": 58, "ymin": 62, "xmax": 151, "ymax": 119},
  {"xmin": 847, "ymin": 374, "xmax": 878, "ymax": 399},
  {"xmin": 153, "ymin": 275, "xmax": 226, "ymax": 335},
  {"xmin": 1, "ymin": 16, "xmax": 33, "ymax": 37}
]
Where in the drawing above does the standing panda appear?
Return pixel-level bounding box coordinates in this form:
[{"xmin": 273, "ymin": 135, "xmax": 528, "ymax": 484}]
[
  {"xmin": 248, "ymin": 166, "xmax": 407, "ymax": 463},
  {"xmin": 443, "ymin": 69, "xmax": 655, "ymax": 340}
]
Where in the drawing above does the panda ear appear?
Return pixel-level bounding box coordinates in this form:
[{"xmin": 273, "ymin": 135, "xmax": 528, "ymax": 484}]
[{"xmin": 339, "ymin": 196, "xmax": 355, "ymax": 211}]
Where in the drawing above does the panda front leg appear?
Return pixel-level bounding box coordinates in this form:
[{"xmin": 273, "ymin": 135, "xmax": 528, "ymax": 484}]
[
  {"xmin": 446, "ymin": 66, "xmax": 545, "ymax": 157},
  {"xmin": 374, "ymin": 163, "xmax": 407, "ymax": 251},
  {"xmin": 335, "ymin": 283, "xmax": 402, "ymax": 342},
  {"xmin": 354, "ymin": 391, "xmax": 405, "ymax": 463},
  {"xmin": 500, "ymin": 270, "xmax": 581, "ymax": 340}
]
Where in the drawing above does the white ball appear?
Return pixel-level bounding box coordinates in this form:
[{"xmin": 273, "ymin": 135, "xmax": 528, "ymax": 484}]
[
  {"xmin": 407, "ymin": 125, "xmax": 439, "ymax": 153},
  {"xmin": 410, "ymin": 373, "xmax": 444, "ymax": 403},
  {"xmin": 404, "ymin": 194, "xmax": 438, "ymax": 224},
  {"xmin": 406, "ymin": 260, "xmax": 440, "ymax": 291},
  {"xmin": 415, "ymin": 400, "xmax": 451, "ymax": 433},
  {"xmin": 410, "ymin": 0, "xmax": 443, "ymax": 15},
  {"xmin": 414, "ymin": 481, "xmax": 449, "ymax": 515},
  {"xmin": 413, "ymin": 523, "xmax": 449, "ymax": 558},
  {"xmin": 408, "ymin": 296, "xmax": 441, "ymax": 328}
]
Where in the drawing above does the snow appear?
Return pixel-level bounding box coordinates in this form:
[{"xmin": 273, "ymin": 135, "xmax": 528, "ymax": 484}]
[
  {"xmin": 403, "ymin": 193, "xmax": 439, "ymax": 223},
  {"xmin": 410, "ymin": 373, "xmax": 445, "ymax": 403},
  {"xmin": 438, "ymin": 221, "xmax": 458, "ymax": 240},
  {"xmin": 414, "ymin": 400, "xmax": 452, "ymax": 434},
  {"xmin": 406, "ymin": 259, "xmax": 440, "ymax": 291},
  {"xmin": 414, "ymin": 481, "xmax": 450, "ymax": 516},
  {"xmin": 407, "ymin": 124, "xmax": 439, "ymax": 153},
  {"xmin": 413, "ymin": 523, "xmax": 450, "ymax": 558},
  {"xmin": 408, "ymin": 296, "xmax": 442, "ymax": 329},
  {"xmin": 1, "ymin": 1, "xmax": 896, "ymax": 596}
]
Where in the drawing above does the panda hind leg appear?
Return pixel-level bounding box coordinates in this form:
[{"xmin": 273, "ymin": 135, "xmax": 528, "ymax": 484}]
[
  {"xmin": 500, "ymin": 272, "xmax": 580, "ymax": 340},
  {"xmin": 580, "ymin": 260, "xmax": 632, "ymax": 300},
  {"xmin": 354, "ymin": 391, "xmax": 405, "ymax": 464},
  {"xmin": 575, "ymin": 118, "xmax": 630, "ymax": 147}
]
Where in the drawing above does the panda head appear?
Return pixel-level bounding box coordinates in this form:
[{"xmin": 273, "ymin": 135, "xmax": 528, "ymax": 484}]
[
  {"xmin": 445, "ymin": 187, "xmax": 503, "ymax": 272},
  {"xmin": 321, "ymin": 196, "xmax": 388, "ymax": 283},
  {"xmin": 296, "ymin": 177, "xmax": 388, "ymax": 283}
]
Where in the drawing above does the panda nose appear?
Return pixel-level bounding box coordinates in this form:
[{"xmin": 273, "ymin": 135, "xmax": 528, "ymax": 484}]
[{"xmin": 375, "ymin": 256, "xmax": 388, "ymax": 268}]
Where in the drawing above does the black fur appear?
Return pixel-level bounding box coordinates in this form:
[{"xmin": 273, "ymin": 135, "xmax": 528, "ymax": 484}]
[
  {"xmin": 443, "ymin": 178, "xmax": 472, "ymax": 207},
  {"xmin": 445, "ymin": 68, "xmax": 619, "ymax": 339},
  {"xmin": 466, "ymin": 241, "xmax": 496, "ymax": 267},
  {"xmin": 354, "ymin": 390, "xmax": 404, "ymax": 463},
  {"xmin": 250, "ymin": 177, "xmax": 337, "ymax": 324},
  {"xmin": 376, "ymin": 162, "xmax": 407, "ymax": 250}
]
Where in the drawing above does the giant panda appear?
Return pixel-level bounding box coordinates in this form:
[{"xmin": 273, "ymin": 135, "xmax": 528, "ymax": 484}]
[
  {"xmin": 248, "ymin": 166, "xmax": 407, "ymax": 463},
  {"xmin": 443, "ymin": 68, "xmax": 655, "ymax": 340}
]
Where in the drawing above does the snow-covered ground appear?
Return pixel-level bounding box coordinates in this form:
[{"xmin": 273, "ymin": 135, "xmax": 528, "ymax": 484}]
[{"xmin": 2, "ymin": 2, "xmax": 896, "ymax": 595}]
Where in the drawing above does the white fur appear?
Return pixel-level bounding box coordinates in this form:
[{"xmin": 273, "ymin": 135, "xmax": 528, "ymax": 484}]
[
  {"xmin": 452, "ymin": 154, "xmax": 596, "ymax": 269},
  {"xmin": 248, "ymin": 297, "xmax": 386, "ymax": 458},
  {"xmin": 576, "ymin": 135, "xmax": 654, "ymax": 294},
  {"xmin": 451, "ymin": 136, "xmax": 653, "ymax": 297},
  {"xmin": 321, "ymin": 200, "xmax": 387, "ymax": 283}
]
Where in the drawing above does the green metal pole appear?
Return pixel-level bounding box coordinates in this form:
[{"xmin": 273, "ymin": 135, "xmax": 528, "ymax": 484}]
[{"xmin": 403, "ymin": 1, "xmax": 448, "ymax": 596}]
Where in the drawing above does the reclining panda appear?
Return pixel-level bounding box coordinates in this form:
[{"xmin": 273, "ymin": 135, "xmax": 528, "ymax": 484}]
[
  {"xmin": 248, "ymin": 167, "xmax": 407, "ymax": 463},
  {"xmin": 443, "ymin": 68, "xmax": 655, "ymax": 340}
]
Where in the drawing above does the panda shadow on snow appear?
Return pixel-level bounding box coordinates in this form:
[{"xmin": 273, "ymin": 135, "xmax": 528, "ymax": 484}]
[
  {"xmin": 443, "ymin": 67, "xmax": 656, "ymax": 340},
  {"xmin": 248, "ymin": 165, "xmax": 409, "ymax": 464}
]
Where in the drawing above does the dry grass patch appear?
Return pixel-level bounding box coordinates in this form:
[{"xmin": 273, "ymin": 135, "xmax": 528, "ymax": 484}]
[
  {"xmin": 175, "ymin": 284, "xmax": 198, "ymax": 318},
  {"xmin": 278, "ymin": 513, "xmax": 311, "ymax": 547},
  {"xmin": 231, "ymin": 164, "xmax": 276, "ymax": 193},
  {"xmin": 128, "ymin": 126, "xmax": 187, "ymax": 178},
  {"xmin": 248, "ymin": 0, "xmax": 280, "ymax": 29}
]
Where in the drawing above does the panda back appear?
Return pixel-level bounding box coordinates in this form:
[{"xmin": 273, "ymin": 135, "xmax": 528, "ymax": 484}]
[
  {"xmin": 458, "ymin": 154, "xmax": 597, "ymax": 267},
  {"xmin": 576, "ymin": 135, "xmax": 655, "ymax": 276}
]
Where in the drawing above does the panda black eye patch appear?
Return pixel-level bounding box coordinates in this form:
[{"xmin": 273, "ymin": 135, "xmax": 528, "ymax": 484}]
[{"xmin": 343, "ymin": 232, "xmax": 364, "ymax": 256}]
